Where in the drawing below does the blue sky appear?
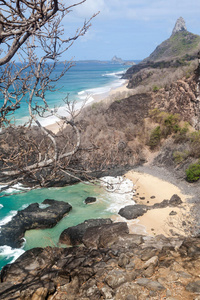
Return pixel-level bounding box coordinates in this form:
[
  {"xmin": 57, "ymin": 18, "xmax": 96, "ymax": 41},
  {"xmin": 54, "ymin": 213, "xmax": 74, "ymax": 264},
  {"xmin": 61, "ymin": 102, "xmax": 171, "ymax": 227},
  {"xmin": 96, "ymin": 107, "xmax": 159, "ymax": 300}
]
[{"xmin": 63, "ymin": 0, "xmax": 200, "ymax": 61}]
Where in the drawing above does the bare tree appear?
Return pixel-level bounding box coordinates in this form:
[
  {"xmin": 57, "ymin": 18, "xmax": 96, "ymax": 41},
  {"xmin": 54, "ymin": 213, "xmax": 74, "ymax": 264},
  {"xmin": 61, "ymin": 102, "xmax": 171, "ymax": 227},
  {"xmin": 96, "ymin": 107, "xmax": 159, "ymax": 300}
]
[{"xmin": 0, "ymin": 0, "xmax": 98, "ymax": 192}]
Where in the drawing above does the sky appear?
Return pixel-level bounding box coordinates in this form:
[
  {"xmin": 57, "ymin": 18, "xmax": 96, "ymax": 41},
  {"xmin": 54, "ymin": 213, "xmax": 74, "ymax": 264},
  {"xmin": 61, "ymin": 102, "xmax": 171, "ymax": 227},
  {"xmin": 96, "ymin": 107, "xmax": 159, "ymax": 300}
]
[{"xmin": 62, "ymin": 0, "xmax": 200, "ymax": 61}]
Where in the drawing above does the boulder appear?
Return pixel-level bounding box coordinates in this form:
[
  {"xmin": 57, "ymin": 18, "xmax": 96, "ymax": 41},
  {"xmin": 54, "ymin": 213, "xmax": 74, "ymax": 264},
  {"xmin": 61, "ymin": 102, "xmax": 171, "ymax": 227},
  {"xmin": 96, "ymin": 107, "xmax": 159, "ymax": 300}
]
[
  {"xmin": 118, "ymin": 204, "xmax": 148, "ymax": 220},
  {"xmin": 83, "ymin": 222, "xmax": 129, "ymax": 248},
  {"xmin": 59, "ymin": 218, "xmax": 112, "ymax": 246},
  {"xmin": 169, "ymin": 194, "xmax": 183, "ymax": 206},
  {"xmin": 85, "ymin": 197, "xmax": 96, "ymax": 204},
  {"xmin": 0, "ymin": 199, "xmax": 72, "ymax": 248}
]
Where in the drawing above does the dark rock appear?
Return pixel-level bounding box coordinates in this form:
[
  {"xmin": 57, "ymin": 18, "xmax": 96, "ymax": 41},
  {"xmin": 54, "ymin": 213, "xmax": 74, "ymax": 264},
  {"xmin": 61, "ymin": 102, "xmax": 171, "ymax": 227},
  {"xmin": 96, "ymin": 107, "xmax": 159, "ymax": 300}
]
[
  {"xmin": 186, "ymin": 281, "xmax": 200, "ymax": 293},
  {"xmin": 136, "ymin": 278, "xmax": 165, "ymax": 291},
  {"xmin": 59, "ymin": 218, "xmax": 112, "ymax": 246},
  {"xmin": 118, "ymin": 204, "xmax": 148, "ymax": 220},
  {"xmin": 0, "ymin": 199, "xmax": 72, "ymax": 248},
  {"xmin": 105, "ymin": 269, "xmax": 128, "ymax": 289},
  {"xmin": 169, "ymin": 194, "xmax": 183, "ymax": 206},
  {"xmin": 150, "ymin": 196, "xmax": 156, "ymax": 199},
  {"xmin": 169, "ymin": 210, "xmax": 177, "ymax": 216},
  {"xmin": 118, "ymin": 253, "xmax": 131, "ymax": 268},
  {"xmin": 140, "ymin": 197, "xmax": 145, "ymax": 200},
  {"xmin": 85, "ymin": 197, "xmax": 96, "ymax": 204},
  {"xmin": 152, "ymin": 199, "xmax": 169, "ymax": 209},
  {"xmin": 83, "ymin": 222, "xmax": 129, "ymax": 248}
]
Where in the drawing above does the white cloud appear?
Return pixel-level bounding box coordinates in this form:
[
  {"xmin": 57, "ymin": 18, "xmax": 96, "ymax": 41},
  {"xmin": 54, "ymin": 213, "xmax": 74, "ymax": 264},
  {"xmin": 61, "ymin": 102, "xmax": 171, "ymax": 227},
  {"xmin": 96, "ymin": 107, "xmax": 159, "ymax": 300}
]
[{"xmin": 72, "ymin": 0, "xmax": 108, "ymax": 18}]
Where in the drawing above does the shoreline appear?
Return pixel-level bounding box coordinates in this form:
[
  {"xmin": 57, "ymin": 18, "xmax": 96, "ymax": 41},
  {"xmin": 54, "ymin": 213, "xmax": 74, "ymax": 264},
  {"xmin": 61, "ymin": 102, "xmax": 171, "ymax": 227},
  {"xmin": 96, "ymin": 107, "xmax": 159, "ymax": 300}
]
[
  {"xmin": 45, "ymin": 79, "xmax": 129, "ymax": 134},
  {"xmin": 123, "ymin": 168, "xmax": 192, "ymax": 237}
]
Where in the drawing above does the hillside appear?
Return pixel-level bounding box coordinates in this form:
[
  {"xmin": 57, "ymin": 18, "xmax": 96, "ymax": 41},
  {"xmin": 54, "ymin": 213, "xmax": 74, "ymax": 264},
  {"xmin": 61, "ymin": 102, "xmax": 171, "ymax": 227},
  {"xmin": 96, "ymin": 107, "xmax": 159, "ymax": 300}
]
[
  {"xmin": 123, "ymin": 17, "xmax": 200, "ymax": 88},
  {"xmin": 145, "ymin": 31, "xmax": 200, "ymax": 62}
]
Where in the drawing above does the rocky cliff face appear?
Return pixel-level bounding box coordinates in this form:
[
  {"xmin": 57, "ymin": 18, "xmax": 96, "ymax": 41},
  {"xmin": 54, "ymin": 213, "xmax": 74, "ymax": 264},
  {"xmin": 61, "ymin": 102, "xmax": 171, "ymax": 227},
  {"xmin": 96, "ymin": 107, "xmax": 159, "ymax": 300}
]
[
  {"xmin": 1, "ymin": 231, "xmax": 200, "ymax": 300},
  {"xmin": 171, "ymin": 17, "xmax": 187, "ymax": 36}
]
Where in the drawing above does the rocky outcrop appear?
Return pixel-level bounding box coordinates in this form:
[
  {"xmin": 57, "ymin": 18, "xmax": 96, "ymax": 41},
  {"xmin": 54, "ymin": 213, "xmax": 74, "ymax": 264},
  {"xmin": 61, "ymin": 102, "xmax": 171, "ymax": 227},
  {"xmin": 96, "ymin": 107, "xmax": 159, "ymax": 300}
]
[
  {"xmin": 1, "ymin": 232, "xmax": 200, "ymax": 299},
  {"xmin": 59, "ymin": 218, "xmax": 113, "ymax": 246},
  {"xmin": 172, "ymin": 17, "xmax": 187, "ymax": 36},
  {"xmin": 85, "ymin": 197, "xmax": 96, "ymax": 204},
  {"xmin": 0, "ymin": 199, "xmax": 72, "ymax": 248},
  {"xmin": 82, "ymin": 222, "xmax": 129, "ymax": 248},
  {"xmin": 119, "ymin": 194, "xmax": 183, "ymax": 220}
]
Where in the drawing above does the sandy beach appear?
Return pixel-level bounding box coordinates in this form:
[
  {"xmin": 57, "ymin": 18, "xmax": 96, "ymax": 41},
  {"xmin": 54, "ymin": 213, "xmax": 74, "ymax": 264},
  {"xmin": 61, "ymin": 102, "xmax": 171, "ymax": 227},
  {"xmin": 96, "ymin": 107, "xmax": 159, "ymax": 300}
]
[{"xmin": 122, "ymin": 169, "xmax": 192, "ymax": 237}]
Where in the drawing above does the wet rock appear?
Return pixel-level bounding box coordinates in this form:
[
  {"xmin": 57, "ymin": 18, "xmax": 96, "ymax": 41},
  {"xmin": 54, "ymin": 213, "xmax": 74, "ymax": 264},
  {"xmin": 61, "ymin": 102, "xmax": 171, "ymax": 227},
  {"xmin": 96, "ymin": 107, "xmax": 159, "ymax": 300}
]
[
  {"xmin": 0, "ymin": 199, "xmax": 72, "ymax": 248},
  {"xmin": 85, "ymin": 197, "xmax": 96, "ymax": 204},
  {"xmin": 59, "ymin": 218, "xmax": 112, "ymax": 246},
  {"xmin": 118, "ymin": 204, "xmax": 148, "ymax": 219}
]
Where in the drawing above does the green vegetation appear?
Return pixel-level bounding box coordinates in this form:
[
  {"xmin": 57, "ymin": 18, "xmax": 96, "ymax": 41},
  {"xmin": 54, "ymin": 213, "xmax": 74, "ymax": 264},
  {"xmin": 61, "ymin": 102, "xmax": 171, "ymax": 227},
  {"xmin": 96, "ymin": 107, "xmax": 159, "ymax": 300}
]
[
  {"xmin": 189, "ymin": 131, "xmax": 200, "ymax": 158},
  {"xmin": 186, "ymin": 161, "xmax": 200, "ymax": 182},
  {"xmin": 149, "ymin": 126, "xmax": 161, "ymax": 149},
  {"xmin": 173, "ymin": 150, "xmax": 189, "ymax": 164},
  {"xmin": 152, "ymin": 85, "xmax": 160, "ymax": 92},
  {"xmin": 147, "ymin": 31, "xmax": 200, "ymax": 62}
]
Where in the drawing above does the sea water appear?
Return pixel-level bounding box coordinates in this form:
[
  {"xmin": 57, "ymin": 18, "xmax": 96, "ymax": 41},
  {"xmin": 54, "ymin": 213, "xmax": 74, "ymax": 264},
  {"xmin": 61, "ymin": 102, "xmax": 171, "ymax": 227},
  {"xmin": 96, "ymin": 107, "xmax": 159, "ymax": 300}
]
[
  {"xmin": 0, "ymin": 177, "xmax": 135, "ymax": 270},
  {"xmin": 5, "ymin": 61, "xmax": 131, "ymax": 126},
  {"xmin": 0, "ymin": 61, "xmax": 136, "ymax": 270}
]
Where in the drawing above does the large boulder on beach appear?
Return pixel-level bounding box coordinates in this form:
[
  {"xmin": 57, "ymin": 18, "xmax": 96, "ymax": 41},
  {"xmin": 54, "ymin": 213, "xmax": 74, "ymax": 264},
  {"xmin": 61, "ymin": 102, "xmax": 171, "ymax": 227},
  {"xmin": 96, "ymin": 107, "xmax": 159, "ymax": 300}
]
[
  {"xmin": 59, "ymin": 218, "xmax": 113, "ymax": 246},
  {"xmin": 118, "ymin": 204, "xmax": 149, "ymax": 220},
  {"xmin": 0, "ymin": 199, "xmax": 72, "ymax": 248},
  {"xmin": 83, "ymin": 222, "xmax": 129, "ymax": 248}
]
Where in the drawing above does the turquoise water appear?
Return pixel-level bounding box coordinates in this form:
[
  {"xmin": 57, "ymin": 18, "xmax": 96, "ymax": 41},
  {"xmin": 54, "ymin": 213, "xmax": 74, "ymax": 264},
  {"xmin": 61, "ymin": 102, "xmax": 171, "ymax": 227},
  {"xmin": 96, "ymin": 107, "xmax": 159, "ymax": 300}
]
[
  {"xmin": 0, "ymin": 61, "xmax": 134, "ymax": 270},
  {"xmin": 0, "ymin": 182, "xmax": 112, "ymax": 269},
  {"xmin": 1, "ymin": 61, "xmax": 129, "ymax": 126}
]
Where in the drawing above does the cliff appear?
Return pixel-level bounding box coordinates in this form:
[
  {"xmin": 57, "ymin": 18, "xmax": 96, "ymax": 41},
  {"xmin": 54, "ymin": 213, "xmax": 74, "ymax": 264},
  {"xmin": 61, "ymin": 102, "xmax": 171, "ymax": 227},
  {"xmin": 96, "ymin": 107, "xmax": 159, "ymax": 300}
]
[{"xmin": 1, "ymin": 230, "xmax": 200, "ymax": 299}]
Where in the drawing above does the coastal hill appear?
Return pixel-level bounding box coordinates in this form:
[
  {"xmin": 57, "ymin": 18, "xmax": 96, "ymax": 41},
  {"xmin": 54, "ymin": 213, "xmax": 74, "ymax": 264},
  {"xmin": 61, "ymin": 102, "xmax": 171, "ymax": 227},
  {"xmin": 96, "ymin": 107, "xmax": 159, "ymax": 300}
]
[
  {"xmin": 124, "ymin": 17, "xmax": 200, "ymax": 87},
  {"xmin": 144, "ymin": 17, "xmax": 200, "ymax": 62}
]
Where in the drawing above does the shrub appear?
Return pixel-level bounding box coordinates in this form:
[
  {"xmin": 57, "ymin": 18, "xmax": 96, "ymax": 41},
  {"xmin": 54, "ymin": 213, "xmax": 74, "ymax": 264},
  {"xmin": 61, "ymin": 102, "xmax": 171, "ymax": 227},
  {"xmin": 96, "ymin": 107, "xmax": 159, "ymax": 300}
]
[
  {"xmin": 174, "ymin": 122, "xmax": 189, "ymax": 143},
  {"xmin": 149, "ymin": 126, "xmax": 161, "ymax": 149},
  {"xmin": 173, "ymin": 150, "xmax": 189, "ymax": 164},
  {"xmin": 189, "ymin": 131, "xmax": 200, "ymax": 158},
  {"xmin": 152, "ymin": 85, "xmax": 159, "ymax": 92},
  {"xmin": 186, "ymin": 162, "xmax": 200, "ymax": 182}
]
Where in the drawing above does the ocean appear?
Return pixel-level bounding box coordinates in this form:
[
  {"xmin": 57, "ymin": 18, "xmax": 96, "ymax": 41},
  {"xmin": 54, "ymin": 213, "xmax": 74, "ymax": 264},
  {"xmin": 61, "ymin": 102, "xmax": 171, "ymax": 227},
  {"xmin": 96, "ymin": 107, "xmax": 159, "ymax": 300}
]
[{"xmin": 0, "ymin": 61, "xmax": 136, "ymax": 270}]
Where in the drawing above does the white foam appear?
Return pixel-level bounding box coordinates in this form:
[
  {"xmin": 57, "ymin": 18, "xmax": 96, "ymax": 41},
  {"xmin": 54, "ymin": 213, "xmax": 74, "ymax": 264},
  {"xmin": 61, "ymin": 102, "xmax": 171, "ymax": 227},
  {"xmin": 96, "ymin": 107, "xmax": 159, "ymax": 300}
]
[
  {"xmin": 0, "ymin": 183, "xmax": 30, "ymax": 194},
  {"xmin": 102, "ymin": 71, "xmax": 124, "ymax": 78},
  {"xmin": 0, "ymin": 204, "xmax": 3, "ymax": 209},
  {"xmin": 100, "ymin": 176, "xmax": 135, "ymax": 214},
  {"xmin": 0, "ymin": 210, "xmax": 17, "ymax": 227},
  {"xmin": 0, "ymin": 245, "xmax": 25, "ymax": 263},
  {"xmin": 39, "ymin": 203, "xmax": 50, "ymax": 209}
]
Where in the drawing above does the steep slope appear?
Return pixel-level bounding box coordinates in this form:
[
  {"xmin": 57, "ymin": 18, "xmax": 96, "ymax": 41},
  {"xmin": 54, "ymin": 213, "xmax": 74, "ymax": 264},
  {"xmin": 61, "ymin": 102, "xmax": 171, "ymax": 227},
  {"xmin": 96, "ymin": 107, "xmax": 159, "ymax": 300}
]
[
  {"xmin": 123, "ymin": 18, "xmax": 200, "ymax": 86},
  {"xmin": 145, "ymin": 31, "xmax": 200, "ymax": 63}
]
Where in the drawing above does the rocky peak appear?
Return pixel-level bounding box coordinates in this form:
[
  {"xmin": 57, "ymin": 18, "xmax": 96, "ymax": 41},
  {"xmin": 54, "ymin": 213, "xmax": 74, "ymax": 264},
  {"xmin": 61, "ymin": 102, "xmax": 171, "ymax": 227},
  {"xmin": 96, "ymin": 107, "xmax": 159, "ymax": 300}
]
[{"xmin": 172, "ymin": 17, "xmax": 187, "ymax": 35}]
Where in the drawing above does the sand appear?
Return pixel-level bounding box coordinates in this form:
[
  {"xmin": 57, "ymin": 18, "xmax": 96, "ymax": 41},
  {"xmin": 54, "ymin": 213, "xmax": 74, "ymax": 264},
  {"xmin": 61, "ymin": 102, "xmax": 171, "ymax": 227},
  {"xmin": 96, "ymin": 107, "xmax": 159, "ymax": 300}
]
[{"xmin": 123, "ymin": 170, "xmax": 192, "ymax": 237}]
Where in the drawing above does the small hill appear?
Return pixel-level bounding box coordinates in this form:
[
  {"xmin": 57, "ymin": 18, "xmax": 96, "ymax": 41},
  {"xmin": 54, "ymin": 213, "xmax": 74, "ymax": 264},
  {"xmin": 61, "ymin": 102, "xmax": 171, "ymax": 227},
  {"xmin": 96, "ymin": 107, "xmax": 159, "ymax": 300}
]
[
  {"xmin": 145, "ymin": 17, "xmax": 200, "ymax": 62},
  {"xmin": 145, "ymin": 31, "xmax": 200, "ymax": 63},
  {"xmin": 123, "ymin": 18, "xmax": 200, "ymax": 88}
]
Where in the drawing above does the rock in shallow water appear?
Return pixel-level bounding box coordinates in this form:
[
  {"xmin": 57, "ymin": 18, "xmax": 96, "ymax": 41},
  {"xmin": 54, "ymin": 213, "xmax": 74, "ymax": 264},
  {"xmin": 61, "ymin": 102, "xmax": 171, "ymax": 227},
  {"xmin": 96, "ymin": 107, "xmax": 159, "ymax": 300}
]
[
  {"xmin": 85, "ymin": 197, "xmax": 96, "ymax": 204},
  {"xmin": 59, "ymin": 218, "xmax": 112, "ymax": 246},
  {"xmin": 0, "ymin": 199, "xmax": 72, "ymax": 248}
]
